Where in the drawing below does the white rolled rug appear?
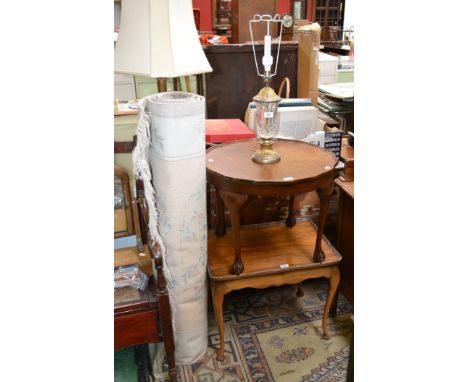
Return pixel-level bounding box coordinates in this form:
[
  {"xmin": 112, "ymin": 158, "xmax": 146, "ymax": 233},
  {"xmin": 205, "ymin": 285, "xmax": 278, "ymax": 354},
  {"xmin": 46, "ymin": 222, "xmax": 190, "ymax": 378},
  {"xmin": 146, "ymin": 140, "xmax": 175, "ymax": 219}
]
[{"xmin": 133, "ymin": 92, "xmax": 207, "ymax": 365}]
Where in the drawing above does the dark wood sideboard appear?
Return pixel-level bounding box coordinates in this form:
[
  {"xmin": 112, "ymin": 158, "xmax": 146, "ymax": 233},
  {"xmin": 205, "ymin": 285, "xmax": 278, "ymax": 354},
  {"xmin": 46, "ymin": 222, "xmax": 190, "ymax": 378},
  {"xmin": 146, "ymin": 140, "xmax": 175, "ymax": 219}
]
[
  {"xmin": 203, "ymin": 42, "xmax": 298, "ymax": 120},
  {"xmin": 334, "ymin": 140, "xmax": 354, "ymax": 304}
]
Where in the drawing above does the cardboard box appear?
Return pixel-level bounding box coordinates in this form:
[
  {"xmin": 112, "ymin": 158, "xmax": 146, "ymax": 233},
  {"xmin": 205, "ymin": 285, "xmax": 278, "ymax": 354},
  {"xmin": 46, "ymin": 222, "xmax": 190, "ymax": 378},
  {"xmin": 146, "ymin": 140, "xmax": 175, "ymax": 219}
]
[
  {"xmin": 292, "ymin": 19, "xmax": 309, "ymax": 40},
  {"xmin": 297, "ymin": 23, "xmax": 321, "ymax": 106}
]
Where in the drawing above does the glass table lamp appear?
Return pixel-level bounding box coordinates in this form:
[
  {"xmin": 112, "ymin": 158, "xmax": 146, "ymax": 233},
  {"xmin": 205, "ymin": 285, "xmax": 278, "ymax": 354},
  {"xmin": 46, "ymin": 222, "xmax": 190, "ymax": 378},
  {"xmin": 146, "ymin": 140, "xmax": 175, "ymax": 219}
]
[
  {"xmin": 252, "ymin": 83, "xmax": 281, "ymax": 163},
  {"xmin": 249, "ymin": 14, "xmax": 286, "ymax": 164}
]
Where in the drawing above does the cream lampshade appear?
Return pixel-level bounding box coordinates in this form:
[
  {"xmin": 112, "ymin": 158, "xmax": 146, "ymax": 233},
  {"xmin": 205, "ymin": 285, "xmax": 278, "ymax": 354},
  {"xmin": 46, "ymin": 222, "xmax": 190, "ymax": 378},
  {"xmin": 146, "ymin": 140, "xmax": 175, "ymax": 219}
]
[{"xmin": 114, "ymin": 0, "xmax": 213, "ymax": 78}]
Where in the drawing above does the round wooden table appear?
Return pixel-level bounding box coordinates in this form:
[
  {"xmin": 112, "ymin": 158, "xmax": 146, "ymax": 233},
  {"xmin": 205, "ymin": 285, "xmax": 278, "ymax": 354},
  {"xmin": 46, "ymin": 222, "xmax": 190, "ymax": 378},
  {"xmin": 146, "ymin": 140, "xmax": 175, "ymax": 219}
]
[
  {"xmin": 206, "ymin": 138, "xmax": 338, "ymax": 274},
  {"xmin": 206, "ymin": 139, "xmax": 342, "ymax": 360}
]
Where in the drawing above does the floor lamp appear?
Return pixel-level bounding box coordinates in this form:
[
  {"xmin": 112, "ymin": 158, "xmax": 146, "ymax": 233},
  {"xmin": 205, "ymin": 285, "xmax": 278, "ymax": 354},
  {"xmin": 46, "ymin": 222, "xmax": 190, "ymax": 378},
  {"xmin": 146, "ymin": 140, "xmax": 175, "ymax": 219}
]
[{"xmin": 114, "ymin": 0, "xmax": 212, "ymax": 92}]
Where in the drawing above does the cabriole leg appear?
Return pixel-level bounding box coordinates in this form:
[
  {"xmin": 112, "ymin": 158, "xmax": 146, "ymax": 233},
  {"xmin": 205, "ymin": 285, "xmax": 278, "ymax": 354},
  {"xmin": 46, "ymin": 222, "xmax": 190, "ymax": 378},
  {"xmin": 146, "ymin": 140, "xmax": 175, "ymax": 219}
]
[
  {"xmin": 219, "ymin": 191, "xmax": 248, "ymax": 275},
  {"xmin": 211, "ymin": 281, "xmax": 227, "ymax": 361},
  {"xmin": 313, "ymin": 180, "xmax": 334, "ymax": 263},
  {"xmin": 322, "ymin": 266, "xmax": 340, "ymax": 340}
]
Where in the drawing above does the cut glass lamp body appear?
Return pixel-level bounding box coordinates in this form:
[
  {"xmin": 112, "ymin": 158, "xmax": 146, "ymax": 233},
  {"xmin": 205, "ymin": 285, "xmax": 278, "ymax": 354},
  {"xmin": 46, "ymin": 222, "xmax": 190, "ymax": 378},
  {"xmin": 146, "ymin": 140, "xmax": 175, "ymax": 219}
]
[{"xmin": 252, "ymin": 86, "xmax": 282, "ymax": 164}]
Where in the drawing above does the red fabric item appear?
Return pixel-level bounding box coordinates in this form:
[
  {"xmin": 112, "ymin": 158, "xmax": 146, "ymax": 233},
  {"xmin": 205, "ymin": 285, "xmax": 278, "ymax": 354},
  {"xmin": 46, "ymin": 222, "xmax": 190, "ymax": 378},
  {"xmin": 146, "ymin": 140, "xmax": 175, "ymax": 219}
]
[
  {"xmin": 205, "ymin": 119, "xmax": 255, "ymax": 143},
  {"xmin": 199, "ymin": 35, "xmax": 208, "ymax": 45},
  {"xmin": 199, "ymin": 34, "xmax": 228, "ymax": 45}
]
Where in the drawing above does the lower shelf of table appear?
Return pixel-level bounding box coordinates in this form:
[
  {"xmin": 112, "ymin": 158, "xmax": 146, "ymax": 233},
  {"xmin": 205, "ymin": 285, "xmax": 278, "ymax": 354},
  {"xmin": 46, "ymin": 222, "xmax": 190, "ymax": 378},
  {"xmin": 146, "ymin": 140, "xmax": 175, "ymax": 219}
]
[{"xmin": 208, "ymin": 220, "xmax": 341, "ymax": 280}]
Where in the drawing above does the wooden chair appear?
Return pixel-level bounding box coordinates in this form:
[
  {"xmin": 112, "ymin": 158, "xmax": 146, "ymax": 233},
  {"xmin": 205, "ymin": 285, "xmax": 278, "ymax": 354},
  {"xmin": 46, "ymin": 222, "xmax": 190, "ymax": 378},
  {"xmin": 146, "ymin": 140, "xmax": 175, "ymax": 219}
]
[
  {"xmin": 277, "ymin": 77, "xmax": 290, "ymax": 99},
  {"xmin": 114, "ymin": 161, "xmax": 176, "ymax": 380}
]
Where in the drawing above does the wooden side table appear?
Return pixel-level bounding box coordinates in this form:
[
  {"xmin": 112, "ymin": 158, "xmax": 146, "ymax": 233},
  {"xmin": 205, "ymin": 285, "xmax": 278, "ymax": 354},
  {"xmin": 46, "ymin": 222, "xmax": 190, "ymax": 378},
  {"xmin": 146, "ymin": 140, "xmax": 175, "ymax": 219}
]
[
  {"xmin": 206, "ymin": 139, "xmax": 342, "ymax": 360},
  {"xmin": 114, "ymin": 274, "xmax": 177, "ymax": 382},
  {"xmin": 114, "ymin": 156, "xmax": 176, "ymax": 382}
]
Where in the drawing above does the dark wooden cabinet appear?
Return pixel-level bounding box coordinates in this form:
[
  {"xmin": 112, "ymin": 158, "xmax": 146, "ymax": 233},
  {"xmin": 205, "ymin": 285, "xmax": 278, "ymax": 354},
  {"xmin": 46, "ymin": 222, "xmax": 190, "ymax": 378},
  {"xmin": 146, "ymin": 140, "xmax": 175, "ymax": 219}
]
[
  {"xmin": 334, "ymin": 139, "xmax": 354, "ymax": 305},
  {"xmin": 203, "ymin": 42, "xmax": 298, "ymax": 120},
  {"xmin": 230, "ymin": 0, "xmax": 278, "ymax": 43},
  {"xmin": 334, "ymin": 178, "xmax": 353, "ymax": 304}
]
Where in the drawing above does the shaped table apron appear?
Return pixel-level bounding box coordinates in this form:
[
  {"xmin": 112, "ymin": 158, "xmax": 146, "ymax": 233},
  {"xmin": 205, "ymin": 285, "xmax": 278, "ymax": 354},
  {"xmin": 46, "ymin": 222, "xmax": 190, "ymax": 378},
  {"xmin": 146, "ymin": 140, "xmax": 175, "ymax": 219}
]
[{"xmin": 206, "ymin": 170, "xmax": 335, "ymax": 197}]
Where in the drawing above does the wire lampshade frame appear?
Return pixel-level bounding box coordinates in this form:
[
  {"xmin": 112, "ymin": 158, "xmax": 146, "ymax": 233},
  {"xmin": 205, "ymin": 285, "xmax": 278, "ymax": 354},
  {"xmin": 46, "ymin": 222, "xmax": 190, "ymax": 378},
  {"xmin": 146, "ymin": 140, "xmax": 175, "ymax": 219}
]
[{"xmin": 249, "ymin": 14, "xmax": 284, "ymax": 80}]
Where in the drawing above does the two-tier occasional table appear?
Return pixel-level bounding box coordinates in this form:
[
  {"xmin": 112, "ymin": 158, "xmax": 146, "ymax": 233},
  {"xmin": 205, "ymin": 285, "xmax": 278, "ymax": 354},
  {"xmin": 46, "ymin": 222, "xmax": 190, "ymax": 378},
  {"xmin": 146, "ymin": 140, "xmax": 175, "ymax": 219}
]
[{"xmin": 206, "ymin": 139, "xmax": 343, "ymax": 360}]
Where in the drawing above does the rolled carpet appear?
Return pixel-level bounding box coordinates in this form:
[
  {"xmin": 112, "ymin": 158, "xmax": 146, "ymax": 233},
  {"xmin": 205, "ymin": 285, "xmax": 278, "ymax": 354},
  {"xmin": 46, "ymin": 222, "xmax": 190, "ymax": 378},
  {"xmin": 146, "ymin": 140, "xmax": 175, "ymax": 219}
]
[{"xmin": 133, "ymin": 92, "xmax": 207, "ymax": 364}]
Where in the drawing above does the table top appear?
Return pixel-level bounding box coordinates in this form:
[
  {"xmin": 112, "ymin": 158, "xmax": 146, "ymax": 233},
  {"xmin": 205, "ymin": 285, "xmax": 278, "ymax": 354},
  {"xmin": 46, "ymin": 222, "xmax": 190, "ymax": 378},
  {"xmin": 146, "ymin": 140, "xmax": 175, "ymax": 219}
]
[{"xmin": 206, "ymin": 139, "xmax": 338, "ymax": 186}]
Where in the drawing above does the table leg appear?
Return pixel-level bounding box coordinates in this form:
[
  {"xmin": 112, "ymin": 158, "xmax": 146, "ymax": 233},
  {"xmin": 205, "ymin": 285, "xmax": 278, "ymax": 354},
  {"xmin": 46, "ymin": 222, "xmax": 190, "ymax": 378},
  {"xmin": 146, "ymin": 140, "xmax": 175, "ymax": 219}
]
[
  {"xmin": 313, "ymin": 180, "xmax": 334, "ymax": 263},
  {"xmin": 155, "ymin": 266, "xmax": 176, "ymax": 381},
  {"xmin": 134, "ymin": 345, "xmax": 149, "ymax": 382},
  {"xmin": 286, "ymin": 195, "xmax": 296, "ymax": 227},
  {"xmin": 330, "ymin": 290, "xmax": 339, "ymax": 316},
  {"xmin": 215, "ymin": 188, "xmax": 226, "ymax": 236},
  {"xmin": 322, "ymin": 266, "xmax": 340, "ymax": 340},
  {"xmin": 219, "ymin": 190, "xmax": 248, "ymax": 275},
  {"xmin": 210, "ymin": 280, "xmax": 227, "ymax": 361},
  {"xmin": 143, "ymin": 344, "xmax": 155, "ymax": 381},
  {"xmin": 296, "ymin": 282, "xmax": 304, "ymax": 297}
]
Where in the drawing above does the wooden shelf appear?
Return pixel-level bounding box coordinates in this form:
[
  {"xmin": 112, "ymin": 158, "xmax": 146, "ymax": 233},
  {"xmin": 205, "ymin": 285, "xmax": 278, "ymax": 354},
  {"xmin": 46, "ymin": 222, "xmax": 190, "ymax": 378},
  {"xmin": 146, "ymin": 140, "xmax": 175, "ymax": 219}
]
[{"xmin": 208, "ymin": 221, "xmax": 341, "ymax": 280}]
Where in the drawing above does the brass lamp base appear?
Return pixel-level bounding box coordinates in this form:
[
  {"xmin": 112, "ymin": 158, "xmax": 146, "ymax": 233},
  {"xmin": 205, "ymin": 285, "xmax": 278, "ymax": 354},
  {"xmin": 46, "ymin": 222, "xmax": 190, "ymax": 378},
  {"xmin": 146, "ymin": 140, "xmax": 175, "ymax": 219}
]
[{"xmin": 251, "ymin": 141, "xmax": 281, "ymax": 164}]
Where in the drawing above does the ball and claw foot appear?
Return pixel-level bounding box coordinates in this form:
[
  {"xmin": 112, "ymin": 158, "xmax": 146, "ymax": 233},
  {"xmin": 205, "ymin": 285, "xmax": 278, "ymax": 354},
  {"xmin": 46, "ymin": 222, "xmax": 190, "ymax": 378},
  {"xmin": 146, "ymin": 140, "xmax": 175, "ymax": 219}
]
[
  {"xmin": 286, "ymin": 215, "xmax": 296, "ymax": 228},
  {"xmin": 230, "ymin": 260, "xmax": 244, "ymax": 275},
  {"xmin": 215, "ymin": 225, "xmax": 226, "ymax": 236},
  {"xmin": 313, "ymin": 248, "xmax": 325, "ymax": 263}
]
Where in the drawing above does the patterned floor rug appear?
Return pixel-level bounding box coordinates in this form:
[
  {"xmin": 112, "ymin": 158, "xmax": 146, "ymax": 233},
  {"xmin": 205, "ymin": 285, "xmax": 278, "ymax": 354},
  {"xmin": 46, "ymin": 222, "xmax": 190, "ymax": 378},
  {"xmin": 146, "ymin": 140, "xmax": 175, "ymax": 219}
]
[
  {"xmin": 115, "ymin": 278, "xmax": 353, "ymax": 382},
  {"xmin": 175, "ymin": 278, "xmax": 353, "ymax": 382}
]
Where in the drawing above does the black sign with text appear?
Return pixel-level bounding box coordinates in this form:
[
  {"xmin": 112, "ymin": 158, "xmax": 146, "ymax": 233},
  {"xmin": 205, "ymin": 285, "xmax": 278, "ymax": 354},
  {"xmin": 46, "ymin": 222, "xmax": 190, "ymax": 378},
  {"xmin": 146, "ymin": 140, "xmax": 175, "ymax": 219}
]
[{"xmin": 324, "ymin": 132, "xmax": 342, "ymax": 159}]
